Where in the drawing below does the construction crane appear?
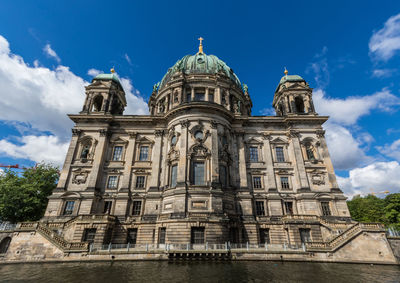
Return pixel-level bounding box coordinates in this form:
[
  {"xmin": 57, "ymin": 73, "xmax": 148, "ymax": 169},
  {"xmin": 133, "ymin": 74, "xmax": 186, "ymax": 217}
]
[
  {"xmin": 0, "ymin": 164, "xmax": 29, "ymax": 170},
  {"xmin": 0, "ymin": 164, "xmax": 19, "ymax": 169},
  {"xmin": 371, "ymin": 190, "xmax": 390, "ymax": 196}
]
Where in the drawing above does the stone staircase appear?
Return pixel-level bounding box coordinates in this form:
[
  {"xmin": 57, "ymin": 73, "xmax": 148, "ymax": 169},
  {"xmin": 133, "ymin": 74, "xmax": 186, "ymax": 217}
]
[
  {"xmin": 17, "ymin": 222, "xmax": 88, "ymax": 253},
  {"xmin": 306, "ymin": 223, "xmax": 385, "ymax": 252}
]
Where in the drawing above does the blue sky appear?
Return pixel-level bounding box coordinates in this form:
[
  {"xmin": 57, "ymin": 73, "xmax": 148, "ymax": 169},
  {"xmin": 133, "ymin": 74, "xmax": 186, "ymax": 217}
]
[{"xmin": 0, "ymin": 1, "xmax": 400, "ymax": 196}]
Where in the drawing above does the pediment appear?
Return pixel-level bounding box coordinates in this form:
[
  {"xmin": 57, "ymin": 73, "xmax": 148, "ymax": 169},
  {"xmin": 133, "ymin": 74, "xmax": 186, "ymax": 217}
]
[
  {"xmin": 245, "ymin": 137, "xmax": 263, "ymax": 144},
  {"xmin": 136, "ymin": 136, "xmax": 154, "ymax": 144},
  {"xmin": 110, "ymin": 137, "xmax": 128, "ymax": 144},
  {"xmin": 60, "ymin": 192, "xmax": 82, "ymax": 199},
  {"xmin": 271, "ymin": 137, "xmax": 287, "ymax": 144}
]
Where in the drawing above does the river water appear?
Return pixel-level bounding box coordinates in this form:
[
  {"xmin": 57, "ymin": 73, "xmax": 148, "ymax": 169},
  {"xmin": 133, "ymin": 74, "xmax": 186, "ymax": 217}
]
[{"xmin": 0, "ymin": 261, "xmax": 399, "ymax": 283}]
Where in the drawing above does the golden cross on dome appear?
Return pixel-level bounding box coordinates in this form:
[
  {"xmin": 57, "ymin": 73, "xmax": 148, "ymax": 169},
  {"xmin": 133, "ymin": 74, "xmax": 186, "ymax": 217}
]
[
  {"xmin": 284, "ymin": 67, "xmax": 288, "ymax": 75},
  {"xmin": 110, "ymin": 67, "xmax": 115, "ymax": 74},
  {"xmin": 198, "ymin": 37, "xmax": 204, "ymax": 54}
]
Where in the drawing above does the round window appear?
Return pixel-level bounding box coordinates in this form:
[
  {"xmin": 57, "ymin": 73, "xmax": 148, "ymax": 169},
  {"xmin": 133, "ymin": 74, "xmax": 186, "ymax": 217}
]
[
  {"xmin": 194, "ymin": 131, "xmax": 203, "ymax": 140},
  {"xmin": 171, "ymin": 135, "xmax": 177, "ymax": 146}
]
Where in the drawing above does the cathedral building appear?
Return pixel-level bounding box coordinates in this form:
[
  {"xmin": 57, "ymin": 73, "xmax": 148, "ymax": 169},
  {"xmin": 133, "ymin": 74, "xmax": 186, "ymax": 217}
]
[{"xmin": 43, "ymin": 40, "xmax": 352, "ymax": 247}]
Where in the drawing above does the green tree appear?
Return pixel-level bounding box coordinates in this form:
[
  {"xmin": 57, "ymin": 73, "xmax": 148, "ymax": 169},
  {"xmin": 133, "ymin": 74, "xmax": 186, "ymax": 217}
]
[
  {"xmin": 384, "ymin": 193, "xmax": 400, "ymax": 229},
  {"xmin": 347, "ymin": 194, "xmax": 385, "ymax": 223},
  {"xmin": 0, "ymin": 163, "xmax": 59, "ymax": 223}
]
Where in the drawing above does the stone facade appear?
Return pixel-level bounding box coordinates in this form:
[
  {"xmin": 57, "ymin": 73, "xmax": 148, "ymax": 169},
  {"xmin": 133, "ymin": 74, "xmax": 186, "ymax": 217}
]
[
  {"xmin": 40, "ymin": 49, "xmax": 353, "ymax": 248},
  {"xmin": 1, "ymin": 46, "xmax": 397, "ymax": 264}
]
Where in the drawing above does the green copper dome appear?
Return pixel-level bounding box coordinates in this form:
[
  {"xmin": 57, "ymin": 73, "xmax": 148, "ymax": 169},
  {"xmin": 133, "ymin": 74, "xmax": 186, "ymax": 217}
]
[
  {"xmin": 279, "ymin": 74, "xmax": 305, "ymax": 85},
  {"xmin": 93, "ymin": 73, "xmax": 120, "ymax": 84},
  {"xmin": 159, "ymin": 53, "xmax": 241, "ymax": 89}
]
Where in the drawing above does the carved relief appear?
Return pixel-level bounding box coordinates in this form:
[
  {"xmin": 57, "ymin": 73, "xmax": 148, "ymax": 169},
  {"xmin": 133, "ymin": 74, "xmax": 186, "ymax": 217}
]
[
  {"xmin": 188, "ymin": 143, "xmax": 211, "ymax": 158},
  {"xmin": 71, "ymin": 168, "xmax": 90, "ymax": 185},
  {"xmin": 310, "ymin": 170, "xmax": 326, "ymax": 185}
]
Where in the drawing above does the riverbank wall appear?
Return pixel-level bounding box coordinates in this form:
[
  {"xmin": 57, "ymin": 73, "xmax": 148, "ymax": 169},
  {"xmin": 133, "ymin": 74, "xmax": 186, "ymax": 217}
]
[{"xmin": 1, "ymin": 224, "xmax": 399, "ymax": 265}]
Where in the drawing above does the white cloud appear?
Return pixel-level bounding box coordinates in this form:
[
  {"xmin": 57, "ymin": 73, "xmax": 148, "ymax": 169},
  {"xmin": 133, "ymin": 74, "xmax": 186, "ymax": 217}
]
[
  {"xmin": 324, "ymin": 123, "xmax": 371, "ymax": 170},
  {"xmin": 0, "ymin": 34, "xmax": 148, "ymax": 166},
  {"xmin": 124, "ymin": 53, "xmax": 132, "ymax": 65},
  {"xmin": 306, "ymin": 46, "xmax": 329, "ymax": 89},
  {"xmin": 337, "ymin": 161, "xmax": 400, "ymax": 197},
  {"xmin": 313, "ymin": 89, "xmax": 400, "ymax": 125},
  {"xmin": 43, "ymin": 43, "xmax": 61, "ymax": 63},
  {"xmin": 0, "ymin": 135, "xmax": 69, "ymax": 166},
  {"xmin": 0, "ymin": 37, "xmax": 86, "ymax": 138},
  {"xmin": 372, "ymin": 68, "xmax": 396, "ymax": 78},
  {"xmin": 377, "ymin": 139, "xmax": 400, "ymax": 161},
  {"xmin": 88, "ymin": 68, "xmax": 102, "ymax": 77},
  {"xmin": 369, "ymin": 13, "xmax": 400, "ymax": 61},
  {"xmin": 259, "ymin": 107, "xmax": 275, "ymax": 116},
  {"xmin": 119, "ymin": 77, "xmax": 148, "ymax": 115}
]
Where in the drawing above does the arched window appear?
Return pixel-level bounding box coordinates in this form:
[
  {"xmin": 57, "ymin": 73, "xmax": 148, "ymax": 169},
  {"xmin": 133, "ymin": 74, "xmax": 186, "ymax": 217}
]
[
  {"xmin": 0, "ymin": 237, "xmax": 11, "ymax": 253},
  {"xmin": 92, "ymin": 95, "xmax": 103, "ymax": 112},
  {"xmin": 295, "ymin": 97, "xmax": 305, "ymax": 113}
]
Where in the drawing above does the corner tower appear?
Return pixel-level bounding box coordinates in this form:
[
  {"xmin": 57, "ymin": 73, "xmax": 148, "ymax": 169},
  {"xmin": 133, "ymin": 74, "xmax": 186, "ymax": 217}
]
[
  {"xmin": 273, "ymin": 69, "xmax": 316, "ymax": 116},
  {"xmin": 81, "ymin": 69, "xmax": 127, "ymax": 115}
]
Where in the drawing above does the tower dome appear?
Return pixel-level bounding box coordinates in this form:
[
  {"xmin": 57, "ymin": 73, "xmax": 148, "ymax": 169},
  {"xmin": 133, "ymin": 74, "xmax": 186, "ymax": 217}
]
[{"xmin": 159, "ymin": 53, "xmax": 241, "ymax": 90}]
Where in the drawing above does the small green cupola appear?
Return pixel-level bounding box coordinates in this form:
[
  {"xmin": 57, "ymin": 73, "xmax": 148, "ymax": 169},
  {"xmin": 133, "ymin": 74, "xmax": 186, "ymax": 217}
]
[
  {"xmin": 81, "ymin": 68, "xmax": 127, "ymax": 115},
  {"xmin": 273, "ymin": 68, "xmax": 316, "ymax": 116}
]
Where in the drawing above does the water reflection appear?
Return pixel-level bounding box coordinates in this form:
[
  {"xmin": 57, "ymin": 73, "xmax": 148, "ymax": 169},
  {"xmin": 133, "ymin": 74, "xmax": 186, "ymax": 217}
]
[{"xmin": 0, "ymin": 261, "xmax": 399, "ymax": 283}]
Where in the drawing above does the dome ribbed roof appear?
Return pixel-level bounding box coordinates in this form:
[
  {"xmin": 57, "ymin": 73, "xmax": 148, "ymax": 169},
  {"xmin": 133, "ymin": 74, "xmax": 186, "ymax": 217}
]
[
  {"xmin": 93, "ymin": 73, "xmax": 121, "ymax": 84},
  {"xmin": 279, "ymin": 74, "xmax": 304, "ymax": 85},
  {"xmin": 159, "ymin": 53, "xmax": 241, "ymax": 89}
]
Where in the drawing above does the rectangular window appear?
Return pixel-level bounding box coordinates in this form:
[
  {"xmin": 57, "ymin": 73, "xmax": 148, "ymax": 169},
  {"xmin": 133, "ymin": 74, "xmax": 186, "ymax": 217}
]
[
  {"xmin": 112, "ymin": 146, "xmax": 123, "ymax": 161},
  {"xmin": 281, "ymin": 177, "xmax": 290, "ymax": 190},
  {"xmin": 135, "ymin": 176, "xmax": 145, "ymax": 189},
  {"xmin": 321, "ymin": 202, "xmax": 331, "ymax": 216},
  {"xmin": 107, "ymin": 176, "xmax": 118, "ymax": 189},
  {"xmin": 275, "ymin": 147, "xmax": 285, "ymax": 162},
  {"xmin": 186, "ymin": 93, "xmax": 192, "ymax": 102},
  {"xmin": 193, "ymin": 162, "xmax": 205, "ymax": 185},
  {"xmin": 132, "ymin": 201, "xmax": 142, "ymax": 216},
  {"xmin": 127, "ymin": 228, "xmax": 137, "ymax": 244},
  {"xmin": 191, "ymin": 227, "xmax": 205, "ymax": 244},
  {"xmin": 253, "ymin": 176, "xmax": 262, "ymax": 189},
  {"xmin": 103, "ymin": 201, "xmax": 112, "ymax": 214},
  {"xmin": 82, "ymin": 228, "xmax": 96, "ymax": 243},
  {"xmin": 63, "ymin": 201, "xmax": 75, "ymax": 215},
  {"xmin": 159, "ymin": 227, "xmax": 166, "ymax": 244},
  {"xmin": 219, "ymin": 165, "xmax": 227, "ymax": 187},
  {"xmin": 170, "ymin": 165, "xmax": 177, "ymax": 188},
  {"xmin": 139, "ymin": 146, "xmax": 149, "ymax": 161},
  {"xmin": 208, "ymin": 93, "xmax": 214, "ymax": 102},
  {"xmin": 249, "ymin": 147, "xmax": 259, "ymax": 162},
  {"xmin": 195, "ymin": 92, "xmax": 205, "ymax": 101},
  {"xmin": 299, "ymin": 228, "xmax": 311, "ymax": 243},
  {"xmin": 255, "ymin": 201, "xmax": 265, "ymax": 216},
  {"xmin": 284, "ymin": 201, "xmax": 294, "ymax": 215},
  {"xmin": 259, "ymin": 229, "xmax": 270, "ymax": 244}
]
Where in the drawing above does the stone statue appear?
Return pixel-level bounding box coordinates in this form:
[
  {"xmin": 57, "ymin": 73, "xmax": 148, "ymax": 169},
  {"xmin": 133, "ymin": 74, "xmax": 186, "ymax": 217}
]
[
  {"xmin": 242, "ymin": 84, "xmax": 248, "ymax": 93},
  {"xmin": 80, "ymin": 145, "xmax": 90, "ymax": 159}
]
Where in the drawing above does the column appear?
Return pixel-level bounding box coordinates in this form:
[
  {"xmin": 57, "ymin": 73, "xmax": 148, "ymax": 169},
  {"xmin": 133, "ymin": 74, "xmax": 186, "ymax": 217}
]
[
  {"xmin": 210, "ymin": 121, "xmax": 219, "ymax": 184},
  {"xmin": 191, "ymin": 87, "xmax": 195, "ymax": 101},
  {"xmin": 177, "ymin": 120, "xmax": 189, "ymax": 186},
  {"xmin": 120, "ymin": 132, "xmax": 136, "ymax": 191},
  {"xmin": 216, "ymin": 87, "xmax": 221, "ymax": 104},
  {"xmin": 262, "ymin": 133, "xmax": 277, "ymax": 191},
  {"xmin": 289, "ymin": 130, "xmax": 310, "ymax": 190},
  {"xmin": 87, "ymin": 129, "xmax": 109, "ymax": 190},
  {"xmin": 237, "ymin": 131, "xmax": 248, "ymax": 189},
  {"xmin": 205, "ymin": 88, "xmax": 209, "ymax": 101},
  {"xmin": 57, "ymin": 129, "xmax": 80, "ymax": 190},
  {"xmin": 149, "ymin": 130, "xmax": 164, "ymax": 189},
  {"xmin": 317, "ymin": 130, "xmax": 339, "ymax": 188}
]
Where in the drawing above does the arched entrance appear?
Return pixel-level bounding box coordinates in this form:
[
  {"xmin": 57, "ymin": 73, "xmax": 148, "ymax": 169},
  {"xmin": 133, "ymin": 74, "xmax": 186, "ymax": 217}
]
[{"xmin": 0, "ymin": 237, "xmax": 11, "ymax": 253}]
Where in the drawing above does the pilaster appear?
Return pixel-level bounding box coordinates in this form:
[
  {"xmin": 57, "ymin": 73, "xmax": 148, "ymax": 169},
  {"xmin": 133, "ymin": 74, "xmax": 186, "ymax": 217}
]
[{"xmin": 57, "ymin": 129, "xmax": 80, "ymax": 190}]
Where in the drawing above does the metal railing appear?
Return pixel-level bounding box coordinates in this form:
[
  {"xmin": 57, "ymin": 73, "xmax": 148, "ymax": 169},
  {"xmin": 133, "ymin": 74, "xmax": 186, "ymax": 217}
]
[
  {"xmin": 89, "ymin": 242, "xmax": 305, "ymax": 253},
  {"xmin": 387, "ymin": 227, "xmax": 400, "ymax": 237},
  {"xmin": 0, "ymin": 222, "xmax": 17, "ymax": 231}
]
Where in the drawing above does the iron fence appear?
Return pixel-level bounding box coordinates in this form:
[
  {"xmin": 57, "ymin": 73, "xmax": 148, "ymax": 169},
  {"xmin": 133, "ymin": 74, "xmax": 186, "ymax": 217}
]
[{"xmin": 89, "ymin": 242, "xmax": 305, "ymax": 253}]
